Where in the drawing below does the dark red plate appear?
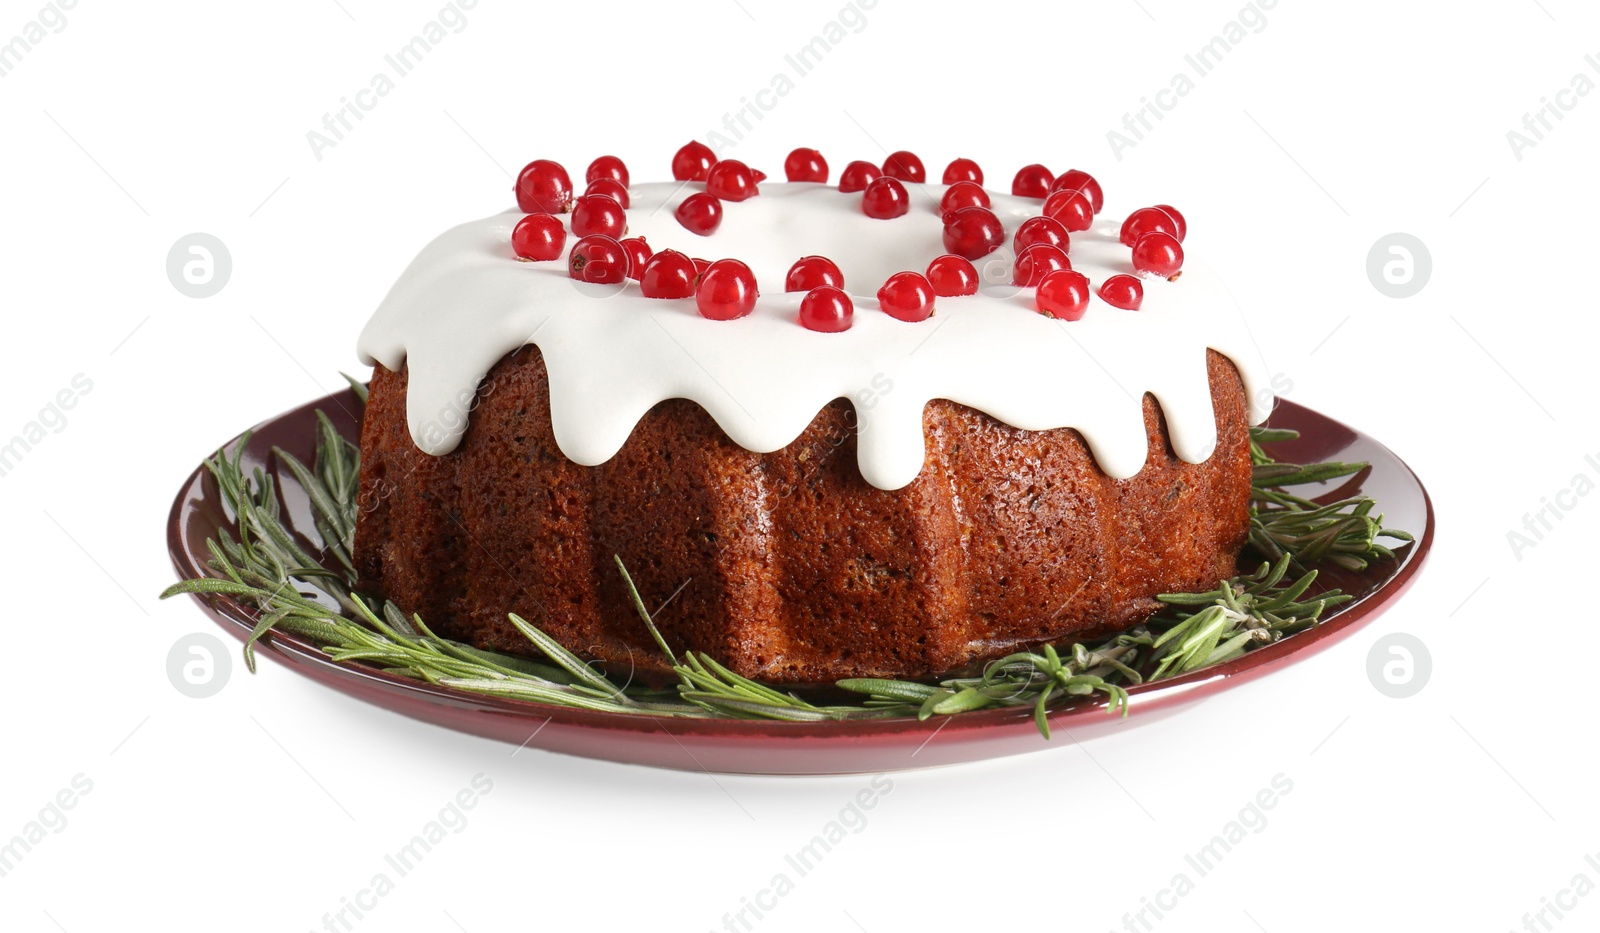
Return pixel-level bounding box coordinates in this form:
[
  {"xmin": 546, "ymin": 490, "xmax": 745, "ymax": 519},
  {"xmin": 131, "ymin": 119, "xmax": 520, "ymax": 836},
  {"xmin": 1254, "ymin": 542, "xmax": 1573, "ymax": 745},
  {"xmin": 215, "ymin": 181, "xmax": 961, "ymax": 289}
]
[{"xmin": 167, "ymin": 390, "xmax": 1432, "ymax": 775}]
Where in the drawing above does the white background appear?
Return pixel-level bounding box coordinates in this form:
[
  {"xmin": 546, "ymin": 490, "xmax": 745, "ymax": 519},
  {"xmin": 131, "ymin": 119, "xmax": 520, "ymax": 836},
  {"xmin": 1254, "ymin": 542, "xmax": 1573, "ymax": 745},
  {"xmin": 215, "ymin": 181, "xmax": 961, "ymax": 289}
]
[{"xmin": 2, "ymin": 0, "xmax": 1596, "ymax": 930}]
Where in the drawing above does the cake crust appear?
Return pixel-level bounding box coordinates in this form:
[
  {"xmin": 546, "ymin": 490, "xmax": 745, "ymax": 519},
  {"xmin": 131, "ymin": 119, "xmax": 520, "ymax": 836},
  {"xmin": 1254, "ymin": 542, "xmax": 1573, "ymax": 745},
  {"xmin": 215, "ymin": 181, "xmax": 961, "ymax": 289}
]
[{"xmin": 352, "ymin": 347, "xmax": 1254, "ymax": 684}]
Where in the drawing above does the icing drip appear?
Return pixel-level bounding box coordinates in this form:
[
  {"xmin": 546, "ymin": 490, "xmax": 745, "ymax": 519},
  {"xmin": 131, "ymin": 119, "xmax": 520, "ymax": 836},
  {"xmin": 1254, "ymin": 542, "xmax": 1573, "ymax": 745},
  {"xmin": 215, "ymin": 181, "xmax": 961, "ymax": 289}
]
[{"xmin": 357, "ymin": 182, "xmax": 1271, "ymax": 490}]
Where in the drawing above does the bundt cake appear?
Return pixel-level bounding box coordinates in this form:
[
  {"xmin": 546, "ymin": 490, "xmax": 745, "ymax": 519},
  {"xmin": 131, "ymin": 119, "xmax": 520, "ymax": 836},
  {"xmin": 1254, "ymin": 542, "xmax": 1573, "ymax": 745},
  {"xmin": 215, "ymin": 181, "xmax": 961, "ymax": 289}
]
[{"xmin": 352, "ymin": 150, "xmax": 1272, "ymax": 684}]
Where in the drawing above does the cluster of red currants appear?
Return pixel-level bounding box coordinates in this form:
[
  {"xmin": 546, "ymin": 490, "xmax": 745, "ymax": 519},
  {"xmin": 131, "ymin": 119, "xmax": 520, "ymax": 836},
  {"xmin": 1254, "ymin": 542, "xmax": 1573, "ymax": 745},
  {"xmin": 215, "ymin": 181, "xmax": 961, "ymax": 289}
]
[
  {"xmin": 917, "ymin": 155, "xmax": 1171, "ymax": 319},
  {"xmin": 510, "ymin": 155, "xmax": 644, "ymax": 280},
  {"xmin": 506, "ymin": 145, "xmax": 1190, "ymax": 328},
  {"xmin": 506, "ymin": 150, "xmax": 943, "ymax": 329},
  {"xmin": 510, "ymin": 154, "xmax": 756, "ymax": 319},
  {"xmin": 668, "ymin": 140, "xmax": 766, "ymax": 236},
  {"xmin": 783, "ymin": 255, "xmax": 948, "ymax": 332}
]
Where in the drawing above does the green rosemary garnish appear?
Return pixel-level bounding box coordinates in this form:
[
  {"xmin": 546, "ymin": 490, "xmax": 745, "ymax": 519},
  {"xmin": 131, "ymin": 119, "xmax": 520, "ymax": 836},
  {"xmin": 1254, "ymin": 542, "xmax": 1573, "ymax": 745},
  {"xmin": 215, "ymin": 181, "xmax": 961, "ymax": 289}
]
[
  {"xmin": 161, "ymin": 405, "xmax": 1412, "ymax": 738},
  {"xmin": 835, "ymin": 557, "xmax": 1346, "ymax": 737},
  {"xmin": 1245, "ymin": 428, "xmax": 1413, "ymax": 572}
]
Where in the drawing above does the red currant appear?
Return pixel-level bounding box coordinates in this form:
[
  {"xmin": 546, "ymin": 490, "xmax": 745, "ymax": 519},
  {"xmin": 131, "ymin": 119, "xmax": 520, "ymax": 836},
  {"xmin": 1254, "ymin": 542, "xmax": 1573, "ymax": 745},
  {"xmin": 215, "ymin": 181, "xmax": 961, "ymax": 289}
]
[
  {"xmin": 1036, "ymin": 270, "xmax": 1090, "ymax": 320},
  {"xmin": 1013, "ymin": 215, "xmax": 1070, "ymax": 253},
  {"xmin": 751, "ymin": 168, "xmax": 768, "ymax": 183},
  {"xmin": 799, "ymin": 285, "xmax": 853, "ymax": 333},
  {"xmin": 1012, "ymin": 243, "xmax": 1071, "ymax": 287},
  {"xmin": 1099, "ymin": 274, "xmax": 1144, "ymax": 310},
  {"xmin": 511, "ymin": 213, "xmax": 566, "ymax": 261},
  {"xmin": 940, "ymin": 181, "xmax": 990, "ymax": 214},
  {"xmin": 877, "ymin": 271, "xmax": 935, "ymax": 322},
  {"xmin": 706, "ymin": 160, "xmax": 757, "ymax": 201},
  {"xmin": 619, "ymin": 236, "xmax": 652, "ymax": 280},
  {"xmin": 1011, "ymin": 163, "xmax": 1054, "ymax": 199},
  {"xmin": 671, "ymin": 141, "xmax": 715, "ymax": 182},
  {"xmin": 1043, "ymin": 189, "xmax": 1093, "ymax": 232},
  {"xmin": 881, "ymin": 150, "xmax": 926, "ymax": 183},
  {"xmin": 1131, "ymin": 232, "xmax": 1184, "ymax": 277},
  {"xmin": 570, "ymin": 193, "xmax": 626, "ymax": 238},
  {"xmin": 1154, "ymin": 204, "xmax": 1187, "ymax": 241},
  {"xmin": 926, "ymin": 254, "xmax": 978, "ymax": 297},
  {"xmin": 838, "ymin": 160, "xmax": 882, "ymax": 193},
  {"xmin": 640, "ymin": 249, "xmax": 696, "ymax": 298},
  {"xmin": 675, "ymin": 192, "xmax": 723, "ymax": 236},
  {"xmin": 696, "ymin": 259, "xmax": 758, "ymax": 320},
  {"xmin": 785, "ymin": 255, "xmax": 844, "ymax": 292},
  {"xmin": 941, "ymin": 157, "xmax": 983, "ymax": 185},
  {"xmin": 691, "ymin": 257, "xmax": 712, "ymax": 280},
  {"xmin": 942, "ymin": 207, "xmax": 1005, "ymax": 259},
  {"xmin": 515, "ymin": 159, "xmax": 573, "ymax": 214},
  {"xmin": 585, "ymin": 155, "xmax": 629, "ymax": 188},
  {"xmin": 1119, "ymin": 207, "xmax": 1181, "ymax": 246},
  {"xmin": 568, "ymin": 234, "xmax": 628, "ymax": 284},
  {"xmin": 1050, "ymin": 169, "xmax": 1103, "ymax": 214},
  {"xmin": 784, "ymin": 147, "xmax": 829, "ymax": 183},
  {"xmin": 584, "ymin": 177, "xmax": 630, "ymax": 208},
  {"xmin": 862, "ymin": 176, "xmax": 909, "ymax": 219}
]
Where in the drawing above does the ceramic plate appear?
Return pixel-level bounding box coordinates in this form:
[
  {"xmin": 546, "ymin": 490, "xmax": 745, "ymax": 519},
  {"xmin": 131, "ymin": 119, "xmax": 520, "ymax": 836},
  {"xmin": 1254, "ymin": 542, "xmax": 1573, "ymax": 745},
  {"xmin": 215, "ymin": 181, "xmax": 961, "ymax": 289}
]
[{"xmin": 167, "ymin": 390, "xmax": 1432, "ymax": 774}]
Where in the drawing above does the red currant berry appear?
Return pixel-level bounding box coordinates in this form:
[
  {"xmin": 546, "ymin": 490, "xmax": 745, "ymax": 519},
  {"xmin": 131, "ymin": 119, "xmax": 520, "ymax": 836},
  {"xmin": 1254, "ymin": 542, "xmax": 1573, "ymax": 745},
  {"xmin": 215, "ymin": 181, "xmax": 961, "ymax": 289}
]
[
  {"xmin": 640, "ymin": 249, "xmax": 697, "ymax": 299},
  {"xmin": 696, "ymin": 259, "xmax": 758, "ymax": 320},
  {"xmin": 751, "ymin": 168, "xmax": 768, "ymax": 183},
  {"xmin": 799, "ymin": 285, "xmax": 853, "ymax": 333},
  {"xmin": 926, "ymin": 254, "xmax": 978, "ymax": 297},
  {"xmin": 940, "ymin": 181, "xmax": 990, "ymax": 214},
  {"xmin": 1043, "ymin": 189, "xmax": 1093, "ymax": 232},
  {"xmin": 1011, "ymin": 163, "xmax": 1054, "ymax": 199},
  {"xmin": 691, "ymin": 257, "xmax": 712, "ymax": 280},
  {"xmin": 1099, "ymin": 274, "xmax": 1144, "ymax": 310},
  {"xmin": 941, "ymin": 157, "xmax": 983, "ymax": 185},
  {"xmin": 672, "ymin": 141, "xmax": 716, "ymax": 182},
  {"xmin": 942, "ymin": 207, "xmax": 1005, "ymax": 260},
  {"xmin": 877, "ymin": 271, "xmax": 935, "ymax": 322},
  {"xmin": 515, "ymin": 159, "xmax": 573, "ymax": 214},
  {"xmin": 881, "ymin": 150, "xmax": 926, "ymax": 183},
  {"xmin": 568, "ymin": 234, "xmax": 628, "ymax": 284},
  {"xmin": 1119, "ymin": 207, "xmax": 1182, "ymax": 247},
  {"xmin": 1036, "ymin": 270, "xmax": 1090, "ymax": 320},
  {"xmin": 1013, "ymin": 215, "xmax": 1070, "ymax": 253},
  {"xmin": 585, "ymin": 155, "xmax": 629, "ymax": 188},
  {"xmin": 1012, "ymin": 243, "xmax": 1071, "ymax": 287},
  {"xmin": 785, "ymin": 255, "xmax": 845, "ymax": 292},
  {"xmin": 784, "ymin": 148, "xmax": 829, "ymax": 183},
  {"xmin": 1050, "ymin": 169, "xmax": 1104, "ymax": 214},
  {"xmin": 706, "ymin": 160, "xmax": 758, "ymax": 201},
  {"xmin": 862, "ymin": 176, "xmax": 910, "ymax": 219},
  {"xmin": 570, "ymin": 193, "xmax": 626, "ymax": 238},
  {"xmin": 1131, "ymin": 232, "xmax": 1184, "ymax": 277},
  {"xmin": 511, "ymin": 213, "xmax": 566, "ymax": 261},
  {"xmin": 1154, "ymin": 204, "xmax": 1186, "ymax": 241},
  {"xmin": 838, "ymin": 160, "xmax": 882, "ymax": 193},
  {"xmin": 584, "ymin": 177, "xmax": 630, "ymax": 208},
  {"xmin": 619, "ymin": 236, "xmax": 652, "ymax": 281},
  {"xmin": 675, "ymin": 192, "xmax": 723, "ymax": 236}
]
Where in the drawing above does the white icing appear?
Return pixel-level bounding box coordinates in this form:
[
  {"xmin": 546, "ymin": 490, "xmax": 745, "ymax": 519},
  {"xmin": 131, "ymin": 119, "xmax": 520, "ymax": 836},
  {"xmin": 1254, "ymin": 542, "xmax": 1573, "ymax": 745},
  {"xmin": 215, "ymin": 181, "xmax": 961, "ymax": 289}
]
[{"xmin": 357, "ymin": 181, "xmax": 1272, "ymax": 490}]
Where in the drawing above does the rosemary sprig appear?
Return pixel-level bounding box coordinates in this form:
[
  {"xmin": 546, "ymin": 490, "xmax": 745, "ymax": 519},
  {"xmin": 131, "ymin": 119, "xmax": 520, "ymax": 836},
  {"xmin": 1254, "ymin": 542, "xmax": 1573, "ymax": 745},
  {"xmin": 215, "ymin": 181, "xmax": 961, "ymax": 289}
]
[
  {"xmin": 161, "ymin": 410, "xmax": 1413, "ymax": 739},
  {"xmin": 1245, "ymin": 431, "xmax": 1413, "ymax": 572}
]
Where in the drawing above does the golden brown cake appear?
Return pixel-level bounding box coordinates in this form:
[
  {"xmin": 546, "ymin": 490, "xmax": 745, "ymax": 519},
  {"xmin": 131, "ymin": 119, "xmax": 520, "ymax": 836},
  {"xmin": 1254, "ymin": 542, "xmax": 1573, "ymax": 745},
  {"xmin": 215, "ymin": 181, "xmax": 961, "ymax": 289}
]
[
  {"xmin": 350, "ymin": 156, "xmax": 1272, "ymax": 684},
  {"xmin": 354, "ymin": 347, "xmax": 1253, "ymax": 683}
]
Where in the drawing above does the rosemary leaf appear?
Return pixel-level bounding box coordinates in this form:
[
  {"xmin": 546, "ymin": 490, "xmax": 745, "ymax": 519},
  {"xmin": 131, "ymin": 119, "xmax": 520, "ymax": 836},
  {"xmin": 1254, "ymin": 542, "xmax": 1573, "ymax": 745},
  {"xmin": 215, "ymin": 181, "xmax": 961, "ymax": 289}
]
[
  {"xmin": 836, "ymin": 678, "xmax": 942, "ymax": 703},
  {"xmin": 341, "ymin": 373, "xmax": 370, "ymax": 405},
  {"xmin": 503, "ymin": 613, "xmax": 621, "ymax": 696}
]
